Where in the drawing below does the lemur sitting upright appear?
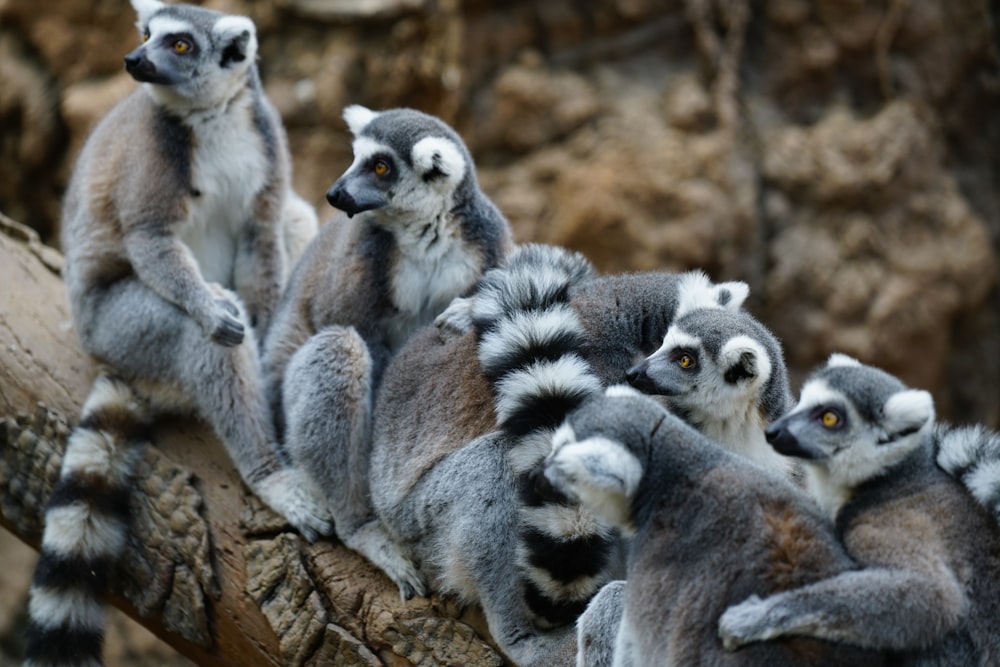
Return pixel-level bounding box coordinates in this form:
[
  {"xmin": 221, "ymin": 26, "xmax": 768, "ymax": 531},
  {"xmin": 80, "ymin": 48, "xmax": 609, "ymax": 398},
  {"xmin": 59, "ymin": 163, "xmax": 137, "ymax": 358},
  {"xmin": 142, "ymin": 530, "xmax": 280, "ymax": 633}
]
[
  {"xmin": 27, "ymin": 2, "xmax": 325, "ymax": 666},
  {"xmin": 719, "ymin": 355, "xmax": 1000, "ymax": 665},
  {"xmin": 261, "ymin": 105, "xmax": 513, "ymax": 600}
]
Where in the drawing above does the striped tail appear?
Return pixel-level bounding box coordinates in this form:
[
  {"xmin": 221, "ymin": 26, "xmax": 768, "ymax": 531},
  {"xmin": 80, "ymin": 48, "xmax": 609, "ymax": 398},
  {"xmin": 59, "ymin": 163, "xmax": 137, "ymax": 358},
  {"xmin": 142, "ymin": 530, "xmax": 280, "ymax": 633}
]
[
  {"xmin": 935, "ymin": 422, "xmax": 1000, "ymax": 527},
  {"xmin": 473, "ymin": 244, "xmax": 617, "ymax": 628},
  {"xmin": 24, "ymin": 374, "xmax": 149, "ymax": 667}
]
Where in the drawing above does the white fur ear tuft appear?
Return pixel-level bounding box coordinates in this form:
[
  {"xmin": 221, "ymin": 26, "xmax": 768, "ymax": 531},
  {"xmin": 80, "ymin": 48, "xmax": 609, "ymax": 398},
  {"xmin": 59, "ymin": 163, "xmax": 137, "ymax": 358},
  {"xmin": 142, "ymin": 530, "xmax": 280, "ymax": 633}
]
[
  {"xmin": 343, "ymin": 105, "xmax": 377, "ymax": 135},
  {"xmin": 676, "ymin": 271, "xmax": 751, "ymax": 318},
  {"xmin": 883, "ymin": 389, "xmax": 935, "ymax": 439},
  {"xmin": 412, "ymin": 136, "xmax": 466, "ymax": 186},
  {"xmin": 827, "ymin": 353, "xmax": 862, "ymax": 368},
  {"xmin": 131, "ymin": 0, "xmax": 164, "ymax": 25},
  {"xmin": 213, "ymin": 16, "xmax": 258, "ymax": 64},
  {"xmin": 721, "ymin": 335, "xmax": 771, "ymax": 386},
  {"xmin": 715, "ymin": 281, "xmax": 750, "ymax": 311}
]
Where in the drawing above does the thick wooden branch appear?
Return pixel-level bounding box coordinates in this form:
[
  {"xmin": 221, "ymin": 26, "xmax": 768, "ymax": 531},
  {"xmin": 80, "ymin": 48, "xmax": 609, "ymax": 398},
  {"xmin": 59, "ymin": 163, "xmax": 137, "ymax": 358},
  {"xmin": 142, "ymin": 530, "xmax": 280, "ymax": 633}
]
[{"xmin": 0, "ymin": 215, "xmax": 505, "ymax": 667}]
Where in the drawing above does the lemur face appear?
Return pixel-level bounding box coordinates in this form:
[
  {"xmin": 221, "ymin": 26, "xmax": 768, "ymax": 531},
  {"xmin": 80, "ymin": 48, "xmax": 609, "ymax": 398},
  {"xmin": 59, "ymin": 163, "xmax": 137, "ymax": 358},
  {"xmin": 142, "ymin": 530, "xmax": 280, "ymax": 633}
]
[
  {"xmin": 327, "ymin": 105, "xmax": 469, "ymax": 220},
  {"xmin": 126, "ymin": 0, "xmax": 256, "ymax": 104},
  {"xmin": 627, "ymin": 308, "xmax": 773, "ymax": 424},
  {"xmin": 765, "ymin": 354, "xmax": 934, "ymax": 488}
]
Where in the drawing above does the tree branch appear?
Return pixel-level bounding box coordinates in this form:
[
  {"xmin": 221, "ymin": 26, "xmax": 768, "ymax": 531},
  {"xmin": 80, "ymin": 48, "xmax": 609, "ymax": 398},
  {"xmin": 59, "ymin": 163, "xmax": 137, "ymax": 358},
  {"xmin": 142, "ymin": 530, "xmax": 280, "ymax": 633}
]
[{"xmin": 0, "ymin": 215, "xmax": 505, "ymax": 667}]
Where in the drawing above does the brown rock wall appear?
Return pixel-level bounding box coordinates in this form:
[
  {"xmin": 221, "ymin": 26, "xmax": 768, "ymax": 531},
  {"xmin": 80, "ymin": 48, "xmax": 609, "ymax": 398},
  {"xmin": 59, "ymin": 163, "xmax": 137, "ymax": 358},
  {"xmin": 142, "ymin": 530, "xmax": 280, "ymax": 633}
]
[{"xmin": 0, "ymin": 0, "xmax": 996, "ymax": 423}]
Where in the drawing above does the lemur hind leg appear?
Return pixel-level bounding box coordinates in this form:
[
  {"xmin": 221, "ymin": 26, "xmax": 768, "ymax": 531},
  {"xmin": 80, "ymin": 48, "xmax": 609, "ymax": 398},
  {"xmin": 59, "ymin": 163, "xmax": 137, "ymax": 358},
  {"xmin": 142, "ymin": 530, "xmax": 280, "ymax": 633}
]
[
  {"xmin": 78, "ymin": 277, "xmax": 333, "ymax": 540},
  {"xmin": 282, "ymin": 325, "xmax": 426, "ymax": 598}
]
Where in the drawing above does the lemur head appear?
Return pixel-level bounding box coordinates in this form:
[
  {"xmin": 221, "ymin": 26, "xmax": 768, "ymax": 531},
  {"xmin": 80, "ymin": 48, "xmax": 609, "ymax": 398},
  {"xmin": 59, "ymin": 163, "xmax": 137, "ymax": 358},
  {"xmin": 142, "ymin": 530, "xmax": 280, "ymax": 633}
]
[
  {"xmin": 126, "ymin": 0, "xmax": 257, "ymax": 111},
  {"xmin": 765, "ymin": 354, "xmax": 935, "ymax": 491},
  {"xmin": 326, "ymin": 105, "xmax": 473, "ymax": 223},
  {"xmin": 543, "ymin": 385, "xmax": 664, "ymax": 536},
  {"xmin": 626, "ymin": 273, "xmax": 791, "ymax": 435}
]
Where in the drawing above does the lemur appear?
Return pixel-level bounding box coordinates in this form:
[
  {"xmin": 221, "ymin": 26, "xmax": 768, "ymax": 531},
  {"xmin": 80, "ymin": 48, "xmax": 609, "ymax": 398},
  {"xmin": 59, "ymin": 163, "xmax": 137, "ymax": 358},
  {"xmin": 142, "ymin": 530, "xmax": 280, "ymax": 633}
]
[
  {"xmin": 368, "ymin": 244, "xmax": 758, "ymax": 665},
  {"xmin": 544, "ymin": 386, "xmax": 887, "ymax": 667},
  {"xmin": 261, "ymin": 104, "xmax": 513, "ymax": 600},
  {"xmin": 719, "ymin": 355, "xmax": 1000, "ymax": 666},
  {"xmin": 26, "ymin": 2, "xmax": 328, "ymax": 665},
  {"xmin": 626, "ymin": 305, "xmax": 798, "ymax": 476}
]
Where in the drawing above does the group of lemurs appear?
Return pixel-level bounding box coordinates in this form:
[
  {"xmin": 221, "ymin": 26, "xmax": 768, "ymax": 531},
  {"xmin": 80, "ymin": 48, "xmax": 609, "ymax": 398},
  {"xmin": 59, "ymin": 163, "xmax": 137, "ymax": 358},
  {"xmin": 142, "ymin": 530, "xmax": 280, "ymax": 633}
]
[{"xmin": 20, "ymin": 1, "xmax": 1000, "ymax": 666}]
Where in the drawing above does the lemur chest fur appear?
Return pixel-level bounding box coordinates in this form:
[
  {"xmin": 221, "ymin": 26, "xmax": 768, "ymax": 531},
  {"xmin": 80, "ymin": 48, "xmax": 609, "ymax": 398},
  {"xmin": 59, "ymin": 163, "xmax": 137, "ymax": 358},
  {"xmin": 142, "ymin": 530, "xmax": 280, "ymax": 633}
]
[
  {"xmin": 177, "ymin": 96, "xmax": 268, "ymax": 286},
  {"xmin": 385, "ymin": 213, "xmax": 481, "ymax": 351}
]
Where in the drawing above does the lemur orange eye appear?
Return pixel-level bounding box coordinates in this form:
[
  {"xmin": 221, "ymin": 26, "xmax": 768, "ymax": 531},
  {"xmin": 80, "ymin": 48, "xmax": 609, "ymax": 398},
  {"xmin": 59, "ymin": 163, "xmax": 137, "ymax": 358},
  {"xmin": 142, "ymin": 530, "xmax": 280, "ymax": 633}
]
[
  {"xmin": 173, "ymin": 39, "xmax": 191, "ymax": 53},
  {"xmin": 678, "ymin": 354, "xmax": 694, "ymax": 369},
  {"xmin": 821, "ymin": 411, "xmax": 840, "ymax": 428},
  {"xmin": 143, "ymin": 33, "xmax": 150, "ymax": 43},
  {"xmin": 373, "ymin": 160, "xmax": 390, "ymax": 176}
]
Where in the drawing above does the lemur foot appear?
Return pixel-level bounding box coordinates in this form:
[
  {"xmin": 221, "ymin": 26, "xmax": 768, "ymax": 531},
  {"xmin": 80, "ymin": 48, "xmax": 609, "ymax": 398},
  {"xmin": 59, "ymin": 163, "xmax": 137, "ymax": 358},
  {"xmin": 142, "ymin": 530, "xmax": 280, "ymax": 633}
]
[
  {"xmin": 344, "ymin": 520, "xmax": 428, "ymax": 600},
  {"xmin": 255, "ymin": 468, "xmax": 335, "ymax": 542}
]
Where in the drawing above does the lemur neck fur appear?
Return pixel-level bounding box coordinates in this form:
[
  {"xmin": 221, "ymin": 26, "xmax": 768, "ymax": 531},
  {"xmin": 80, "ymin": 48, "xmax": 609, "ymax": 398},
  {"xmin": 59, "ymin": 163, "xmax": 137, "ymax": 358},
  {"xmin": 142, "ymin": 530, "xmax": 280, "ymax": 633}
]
[{"xmin": 692, "ymin": 403, "xmax": 795, "ymax": 476}]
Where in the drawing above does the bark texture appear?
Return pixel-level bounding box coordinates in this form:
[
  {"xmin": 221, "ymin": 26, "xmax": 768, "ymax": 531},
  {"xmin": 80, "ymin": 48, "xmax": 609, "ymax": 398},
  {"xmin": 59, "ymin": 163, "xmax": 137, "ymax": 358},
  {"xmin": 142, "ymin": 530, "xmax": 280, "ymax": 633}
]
[{"xmin": 0, "ymin": 217, "xmax": 505, "ymax": 666}]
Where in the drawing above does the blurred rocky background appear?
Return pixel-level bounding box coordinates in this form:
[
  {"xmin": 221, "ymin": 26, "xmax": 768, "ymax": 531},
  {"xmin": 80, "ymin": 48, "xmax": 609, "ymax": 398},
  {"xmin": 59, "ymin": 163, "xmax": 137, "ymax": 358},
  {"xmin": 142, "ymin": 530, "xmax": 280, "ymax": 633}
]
[{"xmin": 1, "ymin": 0, "xmax": 998, "ymax": 663}]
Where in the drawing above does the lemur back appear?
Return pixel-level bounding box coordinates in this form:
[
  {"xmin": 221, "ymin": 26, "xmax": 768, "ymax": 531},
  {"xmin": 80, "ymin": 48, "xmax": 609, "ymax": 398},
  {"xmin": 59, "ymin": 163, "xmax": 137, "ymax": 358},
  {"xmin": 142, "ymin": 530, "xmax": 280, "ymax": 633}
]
[
  {"xmin": 720, "ymin": 355, "xmax": 1000, "ymax": 665},
  {"xmin": 261, "ymin": 105, "xmax": 513, "ymax": 599},
  {"xmin": 28, "ymin": 2, "xmax": 328, "ymax": 665},
  {"xmin": 545, "ymin": 388, "xmax": 886, "ymax": 666}
]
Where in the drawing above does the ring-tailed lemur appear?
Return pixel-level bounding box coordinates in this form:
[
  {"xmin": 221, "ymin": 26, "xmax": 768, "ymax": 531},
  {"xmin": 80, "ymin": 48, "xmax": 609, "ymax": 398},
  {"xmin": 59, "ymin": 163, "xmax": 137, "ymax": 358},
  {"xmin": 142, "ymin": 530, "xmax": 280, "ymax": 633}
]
[
  {"xmin": 26, "ymin": 3, "xmax": 328, "ymax": 665},
  {"xmin": 368, "ymin": 244, "xmax": 755, "ymax": 664},
  {"xmin": 626, "ymin": 304, "xmax": 797, "ymax": 476},
  {"xmin": 261, "ymin": 105, "xmax": 513, "ymax": 600},
  {"xmin": 718, "ymin": 354, "xmax": 1000, "ymax": 665},
  {"xmin": 571, "ymin": 282, "xmax": 801, "ymax": 666},
  {"xmin": 545, "ymin": 386, "xmax": 886, "ymax": 667}
]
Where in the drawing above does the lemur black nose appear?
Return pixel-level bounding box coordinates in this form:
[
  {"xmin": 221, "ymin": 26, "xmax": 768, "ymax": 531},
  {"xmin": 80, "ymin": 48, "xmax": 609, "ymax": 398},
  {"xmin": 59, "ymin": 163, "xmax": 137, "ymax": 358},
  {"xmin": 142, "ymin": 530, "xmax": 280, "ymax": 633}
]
[
  {"xmin": 625, "ymin": 362, "xmax": 653, "ymax": 392},
  {"xmin": 123, "ymin": 49, "xmax": 157, "ymax": 82},
  {"xmin": 326, "ymin": 183, "xmax": 356, "ymax": 217},
  {"xmin": 765, "ymin": 423, "xmax": 799, "ymax": 456}
]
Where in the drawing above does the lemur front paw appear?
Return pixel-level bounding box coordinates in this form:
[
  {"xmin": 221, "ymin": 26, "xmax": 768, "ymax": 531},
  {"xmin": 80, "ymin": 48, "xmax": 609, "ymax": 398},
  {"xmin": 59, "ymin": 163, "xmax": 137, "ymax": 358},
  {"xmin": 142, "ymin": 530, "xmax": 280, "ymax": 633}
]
[
  {"xmin": 718, "ymin": 594, "xmax": 780, "ymax": 650},
  {"xmin": 210, "ymin": 297, "xmax": 246, "ymax": 347},
  {"xmin": 434, "ymin": 296, "xmax": 474, "ymax": 342},
  {"xmin": 255, "ymin": 468, "xmax": 334, "ymax": 542}
]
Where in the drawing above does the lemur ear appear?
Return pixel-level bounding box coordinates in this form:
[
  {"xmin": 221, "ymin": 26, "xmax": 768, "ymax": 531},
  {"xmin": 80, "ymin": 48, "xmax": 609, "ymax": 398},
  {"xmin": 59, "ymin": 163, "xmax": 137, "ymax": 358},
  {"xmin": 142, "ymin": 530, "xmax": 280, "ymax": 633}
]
[
  {"xmin": 412, "ymin": 136, "xmax": 466, "ymax": 186},
  {"xmin": 826, "ymin": 353, "xmax": 862, "ymax": 368},
  {"xmin": 343, "ymin": 105, "xmax": 378, "ymax": 136},
  {"xmin": 721, "ymin": 335, "xmax": 771, "ymax": 385},
  {"xmin": 676, "ymin": 271, "xmax": 750, "ymax": 318},
  {"xmin": 131, "ymin": 0, "xmax": 164, "ymax": 25},
  {"xmin": 882, "ymin": 389, "xmax": 934, "ymax": 441},
  {"xmin": 214, "ymin": 16, "xmax": 257, "ymax": 67},
  {"xmin": 714, "ymin": 281, "xmax": 750, "ymax": 311}
]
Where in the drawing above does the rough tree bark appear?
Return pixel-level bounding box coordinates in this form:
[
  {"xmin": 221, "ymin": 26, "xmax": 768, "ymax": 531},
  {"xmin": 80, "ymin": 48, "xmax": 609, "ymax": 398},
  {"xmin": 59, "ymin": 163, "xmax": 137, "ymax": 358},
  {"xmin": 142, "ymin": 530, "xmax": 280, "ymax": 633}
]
[{"xmin": 0, "ymin": 214, "xmax": 506, "ymax": 667}]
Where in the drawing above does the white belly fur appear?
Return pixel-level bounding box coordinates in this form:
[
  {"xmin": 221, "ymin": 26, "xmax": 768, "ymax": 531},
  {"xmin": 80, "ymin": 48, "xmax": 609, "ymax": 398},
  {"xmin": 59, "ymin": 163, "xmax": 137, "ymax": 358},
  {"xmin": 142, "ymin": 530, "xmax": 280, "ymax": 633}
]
[
  {"xmin": 387, "ymin": 224, "xmax": 481, "ymax": 351},
  {"xmin": 179, "ymin": 100, "xmax": 268, "ymax": 288}
]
